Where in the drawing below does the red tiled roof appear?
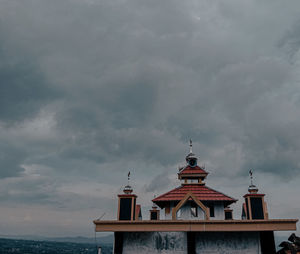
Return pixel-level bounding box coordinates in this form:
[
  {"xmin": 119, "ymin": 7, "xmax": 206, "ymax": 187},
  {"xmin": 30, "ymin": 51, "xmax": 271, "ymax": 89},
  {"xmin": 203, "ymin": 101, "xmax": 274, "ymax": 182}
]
[
  {"xmin": 178, "ymin": 165, "xmax": 208, "ymax": 175},
  {"xmin": 152, "ymin": 184, "xmax": 237, "ymax": 204}
]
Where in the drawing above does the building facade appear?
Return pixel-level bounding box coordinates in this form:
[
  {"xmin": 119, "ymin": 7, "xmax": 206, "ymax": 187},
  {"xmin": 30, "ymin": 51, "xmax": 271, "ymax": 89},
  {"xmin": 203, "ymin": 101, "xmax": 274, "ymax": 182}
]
[{"xmin": 94, "ymin": 141, "xmax": 298, "ymax": 254}]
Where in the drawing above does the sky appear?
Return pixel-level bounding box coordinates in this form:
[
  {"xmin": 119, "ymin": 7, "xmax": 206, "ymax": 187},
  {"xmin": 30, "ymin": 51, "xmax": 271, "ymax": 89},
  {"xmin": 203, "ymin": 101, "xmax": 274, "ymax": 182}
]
[{"xmin": 1, "ymin": 0, "xmax": 300, "ymax": 238}]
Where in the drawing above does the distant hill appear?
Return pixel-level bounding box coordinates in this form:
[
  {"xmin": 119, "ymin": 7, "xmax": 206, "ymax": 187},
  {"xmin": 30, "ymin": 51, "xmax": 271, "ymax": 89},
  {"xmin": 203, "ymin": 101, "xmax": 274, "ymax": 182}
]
[
  {"xmin": 0, "ymin": 233, "xmax": 113, "ymax": 244},
  {"xmin": 0, "ymin": 238, "xmax": 113, "ymax": 254},
  {"xmin": 50, "ymin": 234, "xmax": 114, "ymax": 244}
]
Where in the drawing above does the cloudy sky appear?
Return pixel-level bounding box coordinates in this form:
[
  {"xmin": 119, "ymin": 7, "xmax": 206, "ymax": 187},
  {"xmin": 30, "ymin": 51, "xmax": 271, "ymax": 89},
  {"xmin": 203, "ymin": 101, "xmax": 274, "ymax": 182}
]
[{"xmin": 1, "ymin": 0, "xmax": 300, "ymax": 238}]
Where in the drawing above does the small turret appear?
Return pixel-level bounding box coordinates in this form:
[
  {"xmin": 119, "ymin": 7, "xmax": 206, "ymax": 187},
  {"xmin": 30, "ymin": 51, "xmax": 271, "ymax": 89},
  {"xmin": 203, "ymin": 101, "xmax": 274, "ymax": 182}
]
[
  {"xmin": 178, "ymin": 140, "xmax": 208, "ymax": 185},
  {"xmin": 117, "ymin": 171, "xmax": 137, "ymax": 221},
  {"xmin": 150, "ymin": 200, "xmax": 160, "ymax": 220},
  {"xmin": 242, "ymin": 170, "xmax": 268, "ymax": 220}
]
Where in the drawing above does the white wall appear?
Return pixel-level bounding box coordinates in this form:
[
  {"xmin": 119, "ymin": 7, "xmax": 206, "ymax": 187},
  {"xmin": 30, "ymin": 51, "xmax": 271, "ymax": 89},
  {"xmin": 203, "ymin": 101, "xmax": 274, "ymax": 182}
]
[
  {"xmin": 162, "ymin": 201, "xmax": 228, "ymax": 221},
  {"xmin": 177, "ymin": 203, "xmax": 205, "ymax": 220},
  {"xmin": 210, "ymin": 203, "xmax": 225, "ymax": 220},
  {"xmin": 165, "ymin": 211, "xmax": 172, "ymax": 220},
  {"xmin": 195, "ymin": 232, "xmax": 261, "ymax": 254},
  {"xmin": 168, "ymin": 201, "xmax": 225, "ymax": 221},
  {"xmin": 122, "ymin": 232, "xmax": 187, "ymax": 254}
]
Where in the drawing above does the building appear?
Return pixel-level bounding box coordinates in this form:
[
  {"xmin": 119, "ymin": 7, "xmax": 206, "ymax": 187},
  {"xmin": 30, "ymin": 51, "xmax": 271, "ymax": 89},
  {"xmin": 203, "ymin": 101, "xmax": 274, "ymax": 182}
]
[{"xmin": 94, "ymin": 141, "xmax": 298, "ymax": 254}]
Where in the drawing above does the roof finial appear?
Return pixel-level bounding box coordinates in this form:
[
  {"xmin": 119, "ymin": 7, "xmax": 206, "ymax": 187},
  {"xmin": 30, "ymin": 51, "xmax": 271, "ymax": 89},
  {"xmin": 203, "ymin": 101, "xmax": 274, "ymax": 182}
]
[
  {"xmin": 123, "ymin": 171, "xmax": 133, "ymax": 194},
  {"xmin": 249, "ymin": 169, "xmax": 253, "ymax": 186},
  {"xmin": 128, "ymin": 171, "xmax": 131, "ymax": 186},
  {"xmin": 189, "ymin": 139, "xmax": 193, "ymax": 154},
  {"xmin": 248, "ymin": 169, "xmax": 258, "ymax": 193}
]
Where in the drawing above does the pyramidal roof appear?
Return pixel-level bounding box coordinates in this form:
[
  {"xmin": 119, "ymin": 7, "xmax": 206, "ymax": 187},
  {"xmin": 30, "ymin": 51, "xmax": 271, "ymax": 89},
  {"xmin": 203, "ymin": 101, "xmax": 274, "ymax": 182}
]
[
  {"xmin": 153, "ymin": 184, "xmax": 237, "ymax": 207},
  {"xmin": 178, "ymin": 165, "xmax": 208, "ymax": 176}
]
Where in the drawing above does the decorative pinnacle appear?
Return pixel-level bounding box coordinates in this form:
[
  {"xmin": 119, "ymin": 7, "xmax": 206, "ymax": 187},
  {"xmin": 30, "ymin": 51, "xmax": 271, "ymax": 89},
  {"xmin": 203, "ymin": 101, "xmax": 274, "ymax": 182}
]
[
  {"xmin": 248, "ymin": 169, "xmax": 258, "ymax": 193},
  {"xmin": 127, "ymin": 171, "xmax": 131, "ymax": 186},
  {"xmin": 249, "ymin": 169, "xmax": 253, "ymax": 186},
  {"xmin": 189, "ymin": 139, "xmax": 193, "ymax": 154},
  {"xmin": 123, "ymin": 171, "xmax": 133, "ymax": 194}
]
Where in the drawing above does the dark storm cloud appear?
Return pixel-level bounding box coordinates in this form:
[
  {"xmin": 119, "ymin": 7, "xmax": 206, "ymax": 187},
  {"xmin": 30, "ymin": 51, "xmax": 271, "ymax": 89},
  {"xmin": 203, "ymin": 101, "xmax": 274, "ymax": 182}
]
[
  {"xmin": 1, "ymin": 0, "xmax": 300, "ymax": 179},
  {"xmin": 0, "ymin": 29, "xmax": 60, "ymax": 123},
  {"xmin": 1, "ymin": 0, "xmax": 300, "ymax": 235}
]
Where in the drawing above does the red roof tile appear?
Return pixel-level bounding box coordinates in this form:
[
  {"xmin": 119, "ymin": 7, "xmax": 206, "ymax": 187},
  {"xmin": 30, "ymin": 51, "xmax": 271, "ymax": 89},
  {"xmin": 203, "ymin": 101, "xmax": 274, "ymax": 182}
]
[
  {"xmin": 152, "ymin": 184, "xmax": 237, "ymax": 204},
  {"xmin": 178, "ymin": 165, "xmax": 208, "ymax": 175}
]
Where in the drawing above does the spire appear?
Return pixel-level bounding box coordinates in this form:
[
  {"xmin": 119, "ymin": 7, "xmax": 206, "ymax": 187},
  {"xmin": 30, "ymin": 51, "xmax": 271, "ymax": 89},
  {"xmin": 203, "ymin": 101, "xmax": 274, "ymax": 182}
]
[
  {"xmin": 185, "ymin": 139, "xmax": 197, "ymax": 167},
  {"xmin": 248, "ymin": 169, "xmax": 258, "ymax": 194},
  {"xmin": 128, "ymin": 171, "xmax": 130, "ymax": 186},
  {"xmin": 123, "ymin": 171, "xmax": 133, "ymax": 194},
  {"xmin": 189, "ymin": 139, "xmax": 193, "ymax": 154},
  {"xmin": 249, "ymin": 169, "xmax": 253, "ymax": 186}
]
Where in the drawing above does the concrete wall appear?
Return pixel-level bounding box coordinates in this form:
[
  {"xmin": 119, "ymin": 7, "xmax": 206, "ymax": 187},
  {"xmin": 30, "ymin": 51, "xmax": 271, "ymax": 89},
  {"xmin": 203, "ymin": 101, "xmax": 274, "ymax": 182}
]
[
  {"xmin": 195, "ymin": 232, "xmax": 261, "ymax": 254},
  {"xmin": 122, "ymin": 232, "xmax": 186, "ymax": 254},
  {"xmin": 120, "ymin": 231, "xmax": 262, "ymax": 254}
]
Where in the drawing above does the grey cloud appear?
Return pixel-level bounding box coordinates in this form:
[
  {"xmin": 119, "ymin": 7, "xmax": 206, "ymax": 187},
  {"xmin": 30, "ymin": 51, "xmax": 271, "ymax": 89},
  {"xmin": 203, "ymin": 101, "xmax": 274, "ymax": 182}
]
[
  {"xmin": 1, "ymin": 0, "xmax": 300, "ymax": 178},
  {"xmin": 0, "ymin": 34, "xmax": 60, "ymax": 123},
  {"xmin": 278, "ymin": 19, "xmax": 300, "ymax": 61},
  {"xmin": 1, "ymin": 0, "xmax": 300, "ymax": 236},
  {"xmin": 0, "ymin": 146, "xmax": 26, "ymax": 177},
  {"xmin": 144, "ymin": 172, "xmax": 173, "ymax": 193},
  {"xmin": 0, "ymin": 175, "xmax": 56, "ymax": 205}
]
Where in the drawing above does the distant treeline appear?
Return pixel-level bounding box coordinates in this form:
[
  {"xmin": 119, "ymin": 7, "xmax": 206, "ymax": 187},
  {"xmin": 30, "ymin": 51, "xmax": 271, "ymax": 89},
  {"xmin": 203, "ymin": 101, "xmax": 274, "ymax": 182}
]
[{"xmin": 0, "ymin": 238, "xmax": 113, "ymax": 254}]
